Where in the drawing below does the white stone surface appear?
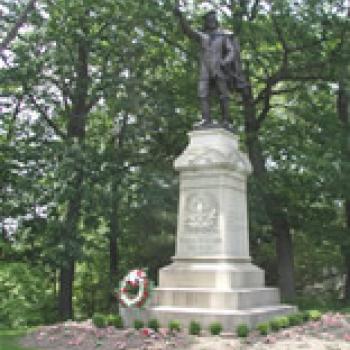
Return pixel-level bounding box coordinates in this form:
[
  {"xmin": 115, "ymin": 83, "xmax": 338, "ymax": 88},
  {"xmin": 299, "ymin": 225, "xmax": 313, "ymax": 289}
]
[
  {"xmin": 149, "ymin": 304, "xmax": 297, "ymax": 330},
  {"xmin": 152, "ymin": 287, "xmax": 280, "ymax": 309},
  {"xmin": 121, "ymin": 128, "xmax": 296, "ymax": 331},
  {"xmin": 120, "ymin": 303, "xmax": 297, "ymax": 329},
  {"xmin": 174, "ymin": 128, "xmax": 251, "ymax": 174},
  {"xmin": 175, "ymin": 128, "xmax": 251, "ymax": 261},
  {"xmin": 158, "ymin": 261, "xmax": 265, "ymax": 288}
]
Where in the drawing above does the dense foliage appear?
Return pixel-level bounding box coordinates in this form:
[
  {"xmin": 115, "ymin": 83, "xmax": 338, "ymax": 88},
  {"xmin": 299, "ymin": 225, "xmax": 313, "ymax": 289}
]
[{"xmin": 0, "ymin": 0, "xmax": 349, "ymax": 327}]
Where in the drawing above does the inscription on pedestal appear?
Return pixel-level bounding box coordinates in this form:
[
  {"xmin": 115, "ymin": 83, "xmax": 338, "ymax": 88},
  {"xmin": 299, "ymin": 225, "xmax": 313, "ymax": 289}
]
[
  {"xmin": 184, "ymin": 193, "xmax": 218, "ymax": 233},
  {"xmin": 179, "ymin": 192, "xmax": 221, "ymax": 256}
]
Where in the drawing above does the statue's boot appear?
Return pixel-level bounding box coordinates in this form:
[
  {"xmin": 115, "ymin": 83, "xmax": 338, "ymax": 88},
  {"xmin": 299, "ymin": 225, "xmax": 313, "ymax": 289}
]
[
  {"xmin": 220, "ymin": 96, "xmax": 231, "ymax": 129},
  {"xmin": 200, "ymin": 98, "xmax": 212, "ymax": 126}
]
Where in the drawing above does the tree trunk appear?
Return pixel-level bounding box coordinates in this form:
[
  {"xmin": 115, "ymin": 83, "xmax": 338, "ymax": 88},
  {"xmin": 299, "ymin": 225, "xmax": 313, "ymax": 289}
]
[
  {"xmin": 342, "ymin": 196, "xmax": 350, "ymax": 301},
  {"xmin": 52, "ymin": 269, "xmax": 57, "ymax": 299},
  {"xmin": 242, "ymin": 88, "xmax": 296, "ymax": 300},
  {"xmin": 109, "ymin": 207, "xmax": 118, "ymax": 283},
  {"xmin": 273, "ymin": 215, "xmax": 295, "ymax": 301},
  {"xmin": 338, "ymin": 80, "xmax": 350, "ymax": 301},
  {"xmin": 109, "ymin": 177, "xmax": 119, "ymax": 298},
  {"xmin": 109, "ymin": 170, "xmax": 121, "ymax": 285},
  {"xmin": 58, "ymin": 38, "xmax": 89, "ymax": 320},
  {"xmin": 58, "ymin": 260, "xmax": 75, "ymax": 320},
  {"xmin": 109, "ymin": 190, "xmax": 119, "ymax": 311},
  {"xmin": 58, "ymin": 175, "xmax": 83, "ymax": 320},
  {"xmin": 108, "ymin": 114, "xmax": 128, "ymax": 309},
  {"xmin": 344, "ymin": 261, "xmax": 350, "ymax": 300},
  {"xmin": 344, "ymin": 248, "xmax": 350, "ymax": 301}
]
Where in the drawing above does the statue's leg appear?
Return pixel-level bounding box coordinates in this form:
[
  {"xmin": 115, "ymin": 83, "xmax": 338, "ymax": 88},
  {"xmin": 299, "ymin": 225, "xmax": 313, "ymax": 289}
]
[
  {"xmin": 198, "ymin": 80, "xmax": 211, "ymax": 123},
  {"xmin": 200, "ymin": 98, "xmax": 211, "ymax": 123},
  {"xmin": 219, "ymin": 96, "xmax": 230, "ymax": 122},
  {"xmin": 217, "ymin": 79, "xmax": 230, "ymax": 124}
]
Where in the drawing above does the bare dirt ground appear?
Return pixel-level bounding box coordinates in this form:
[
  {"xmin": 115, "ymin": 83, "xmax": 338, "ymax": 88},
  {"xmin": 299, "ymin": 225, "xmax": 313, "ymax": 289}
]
[{"xmin": 21, "ymin": 313, "xmax": 350, "ymax": 350}]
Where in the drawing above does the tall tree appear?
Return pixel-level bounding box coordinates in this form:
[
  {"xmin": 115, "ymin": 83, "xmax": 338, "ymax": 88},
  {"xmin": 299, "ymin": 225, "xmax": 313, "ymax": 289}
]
[
  {"xmin": 0, "ymin": 0, "xmax": 143, "ymax": 319},
  {"xmin": 337, "ymin": 3, "xmax": 350, "ymax": 298},
  {"xmin": 165, "ymin": 0, "xmax": 348, "ymax": 299}
]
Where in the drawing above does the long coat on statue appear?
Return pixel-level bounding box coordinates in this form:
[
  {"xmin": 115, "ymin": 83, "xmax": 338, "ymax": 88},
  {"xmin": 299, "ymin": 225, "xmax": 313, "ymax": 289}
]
[
  {"xmin": 175, "ymin": 7, "xmax": 249, "ymax": 123},
  {"xmin": 179, "ymin": 22, "xmax": 247, "ymax": 94},
  {"xmin": 197, "ymin": 30, "xmax": 247, "ymax": 98}
]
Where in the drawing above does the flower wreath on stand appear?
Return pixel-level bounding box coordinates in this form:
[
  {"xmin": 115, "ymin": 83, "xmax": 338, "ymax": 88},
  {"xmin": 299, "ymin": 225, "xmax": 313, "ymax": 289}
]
[{"xmin": 116, "ymin": 269, "xmax": 152, "ymax": 308}]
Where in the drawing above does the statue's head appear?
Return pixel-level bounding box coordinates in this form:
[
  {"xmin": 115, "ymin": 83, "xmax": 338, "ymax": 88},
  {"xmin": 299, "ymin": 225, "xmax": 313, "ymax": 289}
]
[{"xmin": 203, "ymin": 10, "xmax": 219, "ymax": 31}]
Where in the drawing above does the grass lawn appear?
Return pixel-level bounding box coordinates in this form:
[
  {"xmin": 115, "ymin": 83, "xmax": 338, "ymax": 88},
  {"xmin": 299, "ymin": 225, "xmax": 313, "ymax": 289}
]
[{"xmin": 0, "ymin": 329, "xmax": 38, "ymax": 350}]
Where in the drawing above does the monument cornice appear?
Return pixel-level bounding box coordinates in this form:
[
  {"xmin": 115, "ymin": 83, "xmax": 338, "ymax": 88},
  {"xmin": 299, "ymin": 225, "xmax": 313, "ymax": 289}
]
[{"xmin": 174, "ymin": 128, "xmax": 252, "ymax": 175}]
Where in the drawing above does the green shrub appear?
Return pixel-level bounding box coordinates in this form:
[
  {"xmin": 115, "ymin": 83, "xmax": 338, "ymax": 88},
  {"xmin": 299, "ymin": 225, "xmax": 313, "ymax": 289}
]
[
  {"xmin": 74, "ymin": 315, "xmax": 86, "ymax": 322},
  {"xmin": 288, "ymin": 313, "xmax": 303, "ymax": 326},
  {"xmin": 269, "ymin": 318, "xmax": 281, "ymax": 331},
  {"xmin": 302, "ymin": 311, "xmax": 310, "ymax": 322},
  {"xmin": 307, "ymin": 310, "xmax": 322, "ymax": 321},
  {"xmin": 0, "ymin": 263, "xmax": 58, "ymax": 328},
  {"xmin": 257, "ymin": 322, "xmax": 269, "ymax": 335},
  {"xmin": 92, "ymin": 313, "xmax": 106, "ymax": 328},
  {"xmin": 134, "ymin": 319, "xmax": 144, "ymax": 330},
  {"xmin": 236, "ymin": 324, "xmax": 249, "ymax": 338},
  {"xmin": 299, "ymin": 312, "xmax": 306, "ymax": 322},
  {"xmin": 189, "ymin": 320, "xmax": 201, "ymax": 335},
  {"xmin": 209, "ymin": 322, "xmax": 222, "ymax": 336},
  {"xmin": 148, "ymin": 318, "xmax": 160, "ymax": 332},
  {"xmin": 168, "ymin": 320, "xmax": 181, "ymax": 332},
  {"xmin": 106, "ymin": 314, "xmax": 123, "ymax": 328},
  {"xmin": 276, "ymin": 316, "xmax": 289, "ymax": 328}
]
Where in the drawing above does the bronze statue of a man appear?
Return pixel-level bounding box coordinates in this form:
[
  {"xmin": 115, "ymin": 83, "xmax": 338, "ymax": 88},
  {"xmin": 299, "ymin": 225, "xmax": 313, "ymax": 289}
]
[{"xmin": 174, "ymin": 2, "xmax": 247, "ymax": 128}]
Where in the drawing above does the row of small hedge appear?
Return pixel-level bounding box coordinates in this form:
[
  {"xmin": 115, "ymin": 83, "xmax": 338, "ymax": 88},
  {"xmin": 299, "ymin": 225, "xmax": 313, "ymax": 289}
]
[
  {"xmin": 239, "ymin": 309, "xmax": 322, "ymax": 338},
  {"xmin": 92, "ymin": 314, "xmax": 124, "ymax": 329},
  {"xmin": 92, "ymin": 314, "xmax": 215, "ymax": 335},
  {"xmin": 92, "ymin": 309, "xmax": 322, "ymax": 337}
]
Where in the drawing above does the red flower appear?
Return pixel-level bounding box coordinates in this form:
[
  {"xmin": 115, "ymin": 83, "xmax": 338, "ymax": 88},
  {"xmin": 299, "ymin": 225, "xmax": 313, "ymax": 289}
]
[
  {"xmin": 142, "ymin": 328, "xmax": 151, "ymax": 336},
  {"xmin": 344, "ymin": 334, "xmax": 350, "ymax": 342}
]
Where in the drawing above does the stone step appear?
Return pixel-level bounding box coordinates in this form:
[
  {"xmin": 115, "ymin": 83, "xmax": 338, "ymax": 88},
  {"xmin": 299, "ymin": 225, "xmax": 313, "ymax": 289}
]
[
  {"xmin": 152, "ymin": 287, "xmax": 280, "ymax": 310},
  {"xmin": 148, "ymin": 304, "xmax": 297, "ymax": 331},
  {"xmin": 159, "ymin": 262, "xmax": 265, "ymax": 289}
]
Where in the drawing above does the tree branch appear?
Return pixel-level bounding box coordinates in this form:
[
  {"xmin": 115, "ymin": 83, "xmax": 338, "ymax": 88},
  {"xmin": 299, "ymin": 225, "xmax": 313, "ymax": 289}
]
[
  {"xmin": 249, "ymin": 0, "xmax": 260, "ymax": 21},
  {"xmin": 0, "ymin": 0, "xmax": 37, "ymax": 53},
  {"xmin": 271, "ymin": 15, "xmax": 289, "ymax": 67},
  {"xmin": 281, "ymin": 74, "xmax": 336, "ymax": 82},
  {"xmin": 6, "ymin": 97, "xmax": 23, "ymax": 142},
  {"xmin": 28, "ymin": 94, "xmax": 68, "ymax": 139},
  {"xmin": 257, "ymin": 82, "xmax": 271, "ymax": 125},
  {"xmin": 144, "ymin": 24, "xmax": 191, "ymax": 56}
]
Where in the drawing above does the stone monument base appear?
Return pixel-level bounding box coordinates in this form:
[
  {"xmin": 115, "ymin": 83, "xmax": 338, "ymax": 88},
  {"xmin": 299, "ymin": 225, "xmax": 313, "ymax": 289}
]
[
  {"xmin": 121, "ymin": 258, "xmax": 296, "ymax": 330},
  {"xmin": 120, "ymin": 128, "xmax": 296, "ymax": 331}
]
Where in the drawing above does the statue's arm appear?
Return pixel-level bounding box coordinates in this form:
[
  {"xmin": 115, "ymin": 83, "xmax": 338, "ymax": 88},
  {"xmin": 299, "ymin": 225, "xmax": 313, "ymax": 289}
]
[
  {"xmin": 174, "ymin": 6, "xmax": 201, "ymax": 42},
  {"xmin": 227, "ymin": 36, "xmax": 248, "ymax": 88},
  {"xmin": 222, "ymin": 35, "xmax": 236, "ymax": 65}
]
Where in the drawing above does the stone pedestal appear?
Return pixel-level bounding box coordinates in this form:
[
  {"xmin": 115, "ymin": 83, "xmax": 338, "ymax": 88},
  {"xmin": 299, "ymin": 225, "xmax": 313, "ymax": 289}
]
[{"xmin": 121, "ymin": 128, "xmax": 296, "ymax": 330}]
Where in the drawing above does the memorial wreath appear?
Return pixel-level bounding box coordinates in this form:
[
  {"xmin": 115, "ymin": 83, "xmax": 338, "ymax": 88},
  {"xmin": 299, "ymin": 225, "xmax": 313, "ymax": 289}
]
[{"xmin": 117, "ymin": 269, "xmax": 150, "ymax": 308}]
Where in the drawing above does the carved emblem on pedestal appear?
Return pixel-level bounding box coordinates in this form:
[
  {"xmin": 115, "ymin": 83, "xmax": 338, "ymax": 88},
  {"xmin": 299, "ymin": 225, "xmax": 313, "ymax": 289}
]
[{"xmin": 184, "ymin": 193, "xmax": 218, "ymax": 232}]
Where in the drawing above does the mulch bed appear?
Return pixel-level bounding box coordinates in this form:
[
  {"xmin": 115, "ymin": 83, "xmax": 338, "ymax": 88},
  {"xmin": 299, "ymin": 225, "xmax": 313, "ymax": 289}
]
[
  {"xmin": 21, "ymin": 320, "xmax": 192, "ymax": 350},
  {"xmin": 20, "ymin": 313, "xmax": 350, "ymax": 350}
]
